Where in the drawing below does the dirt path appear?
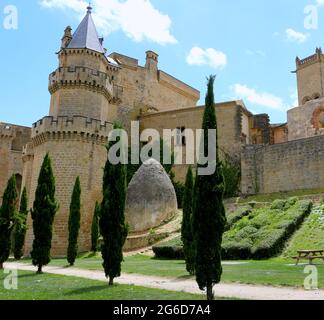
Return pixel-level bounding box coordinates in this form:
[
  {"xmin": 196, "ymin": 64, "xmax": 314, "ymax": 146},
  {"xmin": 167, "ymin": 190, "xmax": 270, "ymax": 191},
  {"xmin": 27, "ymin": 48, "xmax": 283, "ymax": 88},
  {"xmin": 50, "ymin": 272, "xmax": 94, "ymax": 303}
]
[{"xmin": 4, "ymin": 262, "xmax": 324, "ymax": 300}]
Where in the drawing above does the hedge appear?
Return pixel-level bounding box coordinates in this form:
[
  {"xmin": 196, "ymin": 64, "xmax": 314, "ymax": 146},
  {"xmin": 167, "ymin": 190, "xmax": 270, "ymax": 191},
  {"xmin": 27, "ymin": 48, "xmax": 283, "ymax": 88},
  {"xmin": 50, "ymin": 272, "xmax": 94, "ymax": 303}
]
[
  {"xmin": 152, "ymin": 245, "xmax": 184, "ymax": 259},
  {"xmin": 153, "ymin": 198, "xmax": 312, "ymax": 260},
  {"xmin": 225, "ymin": 206, "xmax": 252, "ymax": 231},
  {"xmin": 222, "ymin": 199, "xmax": 312, "ymax": 260}
]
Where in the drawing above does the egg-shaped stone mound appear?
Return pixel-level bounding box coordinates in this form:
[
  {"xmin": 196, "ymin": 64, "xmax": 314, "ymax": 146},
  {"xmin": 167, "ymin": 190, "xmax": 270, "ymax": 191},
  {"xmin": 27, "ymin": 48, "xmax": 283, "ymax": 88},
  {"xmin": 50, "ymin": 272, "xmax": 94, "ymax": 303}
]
[{"xmin": 125, "ymin": 158, "xmax": 178, "ymax": 233}]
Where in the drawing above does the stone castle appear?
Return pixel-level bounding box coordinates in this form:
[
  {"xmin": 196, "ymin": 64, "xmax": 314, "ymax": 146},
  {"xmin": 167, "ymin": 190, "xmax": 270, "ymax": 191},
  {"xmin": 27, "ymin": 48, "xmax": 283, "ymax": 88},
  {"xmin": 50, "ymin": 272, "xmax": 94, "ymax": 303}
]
[{"xmin": 0, "ymin": 6, "xmax": 323, "ymax": 256}]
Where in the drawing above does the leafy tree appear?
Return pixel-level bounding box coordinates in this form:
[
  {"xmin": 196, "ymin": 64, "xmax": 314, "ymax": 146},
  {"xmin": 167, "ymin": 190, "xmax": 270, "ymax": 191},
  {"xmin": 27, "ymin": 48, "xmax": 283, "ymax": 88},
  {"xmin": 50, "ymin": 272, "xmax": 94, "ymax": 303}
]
[
  {"xmin": 91, "ymin": 202, "xmax": 100, "ymax": 252},
  {"xmin": 192, "ymin": 76, "xmax": 227, "ymax": 300},
  {"xmin": 170, "ymin": 170, "xmax": 185, "ymax": 209},
  {"xmin": 67, "ymin": 177, "xmax": 81, "ymax": 266},
  {"xmin": 31, "ymin": 153, "xmax": 59, "ymax": 273},
  {"xmin": 100, "ymin": 123, "xmax": 128, "ymax": 285},
  {"xmin": 181, "ymin": 166, "xmax": 195, "ymax": 275},
  {"xmin": 13, "ymin": 187, "xmax": 28, "ymax": 260},
  {"xmin": 0, "ymin": 175, "xmax": 17, "ymax": 269},
  {"xmin": 222, "ymin": 152, "xmax": 241, "ymax": 198}
]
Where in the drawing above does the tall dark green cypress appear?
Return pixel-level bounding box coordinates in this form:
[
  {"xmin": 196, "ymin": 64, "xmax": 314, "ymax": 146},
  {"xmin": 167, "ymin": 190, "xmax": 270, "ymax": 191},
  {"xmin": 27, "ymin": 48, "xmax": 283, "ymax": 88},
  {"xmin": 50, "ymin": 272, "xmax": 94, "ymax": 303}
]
[
  {"xmin": 31, "ymin": 153, "xmax": 58, "ymax": 273},
  {"xmin": 67, "ymin": 177, "xmax": 81, "ymax": 266},
  {"xmin": 100, "ymin": 123, "xmax": 128, "ymax": 285},
  {"xmin": 13, "ymin": 187, "xmax": 28, "ymax": 260},
  {"xmin": 181, "ymin": 166, "xmax": 195, "ymax": 275},
  {"xmin": 91, "ymin": 202, "xmax": 100, "ymax": 252},
  {"xmin": 192, "ymin": 76, "xmax": 227, "ymax": 300},
  {"xmin": 0, "ymin": 175, "xmax": 17, "ymax": 269}
]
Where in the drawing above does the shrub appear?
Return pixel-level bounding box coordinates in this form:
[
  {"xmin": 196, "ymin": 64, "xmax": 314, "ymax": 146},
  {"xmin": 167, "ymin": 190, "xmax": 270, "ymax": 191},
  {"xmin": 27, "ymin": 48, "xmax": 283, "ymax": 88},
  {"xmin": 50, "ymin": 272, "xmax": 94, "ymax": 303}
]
[
  {"xmin": 225, "ymin": 206, "xmax": 251, "ymax": 231},
  {"xmin": 222, "ymin": 200, "xmax": 312, "ymax": 260},
  {"xmin": 285, "ymin": 197, "xmax": 299, "ymax": 209},
  {"xmin": 222, "ymin": 154, "xmax": 241, "ymax": 199},
  {"xmin": 152, "ymin": 245, "xmax": 184, "ymax": 259},
  {"xmin": 270, "ymin": 199, "xmax": 287, "ymax": 210}
]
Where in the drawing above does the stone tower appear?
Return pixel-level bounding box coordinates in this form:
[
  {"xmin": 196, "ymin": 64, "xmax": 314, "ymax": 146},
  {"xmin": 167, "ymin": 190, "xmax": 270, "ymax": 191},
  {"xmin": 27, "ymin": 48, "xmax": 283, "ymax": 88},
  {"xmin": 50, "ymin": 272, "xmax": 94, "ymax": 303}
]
[
  {"xmin": 295, "ymin": 47, "xmax": 324, "ymax": 106},
  {"xmin": 23, "ymin": 6, "xmax": 119, "ymax": 256},
  {"xmin": 288, "ymin": 48, "xmax": 324, "ymax": 140}
]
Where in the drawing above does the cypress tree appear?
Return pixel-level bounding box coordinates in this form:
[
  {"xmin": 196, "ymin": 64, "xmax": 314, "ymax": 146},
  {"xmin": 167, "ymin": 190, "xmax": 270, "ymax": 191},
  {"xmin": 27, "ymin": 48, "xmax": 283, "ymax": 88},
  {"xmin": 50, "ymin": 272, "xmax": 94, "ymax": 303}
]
[
  {"xmin": 13, "ymin": 187, "xmax": 28, "ymax": 260},
  {"xmin": 91, "ymin": 202, "xmax": 100, "ymax": 252},
  {"xmin": 31, "ymin": 153, "xmax": 59, "ymax": 273},
  {"xmin": 0, "ymin": 175, "xmax": 17, "ymax": 269},
  {"xmin": 192, "ymin": 76, "xmax": 227, "ymax": 300},
  {"xmin": 181, "ymin": 166, "xmax": 195, "ymax": 275},
  {"xmin": 67, "ymin": 177, "xmax": 81, "ymax": 266},
  {"xmin": 100, "ymin": 123, "xmax": 128, "ymax": 285}
]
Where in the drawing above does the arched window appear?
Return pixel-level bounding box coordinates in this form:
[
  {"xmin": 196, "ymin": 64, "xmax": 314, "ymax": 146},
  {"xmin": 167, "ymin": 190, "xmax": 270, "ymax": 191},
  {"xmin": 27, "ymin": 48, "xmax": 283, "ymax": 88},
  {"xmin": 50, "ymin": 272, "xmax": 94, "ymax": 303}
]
[{"xmin": 302, "ymin": 96, "xmax": 311, "ymax": 105}]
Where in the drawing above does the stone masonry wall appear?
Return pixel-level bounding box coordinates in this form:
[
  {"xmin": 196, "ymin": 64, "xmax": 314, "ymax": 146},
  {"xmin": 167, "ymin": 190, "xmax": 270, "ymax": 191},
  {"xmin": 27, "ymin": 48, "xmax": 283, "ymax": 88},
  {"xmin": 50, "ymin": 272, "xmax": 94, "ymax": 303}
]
[
  {"xmin": 0, "ymin": 123, "xmax": 31, "ymax": 203},
  {"xmin": 241, "ymin": 135, "xmax": 324, "ymax": 195},
  {"xmin": 140, "ymin": 101, "xmax": 244, "ymax": 182},
  {"xmin": 23, "ymin": 116, "xmax": 112, "ymax": 257}
]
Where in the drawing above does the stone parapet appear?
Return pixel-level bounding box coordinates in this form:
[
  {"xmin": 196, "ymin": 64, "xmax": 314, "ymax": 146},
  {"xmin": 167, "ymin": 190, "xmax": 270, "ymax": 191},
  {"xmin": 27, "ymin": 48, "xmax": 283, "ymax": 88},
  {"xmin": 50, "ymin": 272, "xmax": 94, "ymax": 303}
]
[
  {"xmin": 0, "ymin": 123, "xmax": 15, "ymax": 138},
  {"xmin": 31, "ymin": 116, "xmax": 113, "ymax": 146},
  {"xmin": 49, "ymin": 66, "xmax": 114, "ymax": 99}
]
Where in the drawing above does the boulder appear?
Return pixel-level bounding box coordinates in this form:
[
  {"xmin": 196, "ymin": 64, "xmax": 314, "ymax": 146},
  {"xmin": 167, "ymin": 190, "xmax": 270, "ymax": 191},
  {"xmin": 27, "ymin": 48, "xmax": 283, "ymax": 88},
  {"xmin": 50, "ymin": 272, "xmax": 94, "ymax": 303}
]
[{"xmin": 125, "ymin": 158, "xmax": 177, "ymax": 233}]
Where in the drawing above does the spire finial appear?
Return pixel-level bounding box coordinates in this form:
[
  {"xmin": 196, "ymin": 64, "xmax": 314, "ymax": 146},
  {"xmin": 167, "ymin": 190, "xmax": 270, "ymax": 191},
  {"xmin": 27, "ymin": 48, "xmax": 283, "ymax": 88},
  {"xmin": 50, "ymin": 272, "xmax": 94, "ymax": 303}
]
[{"xmin": 87, "ymin": 2, "xmax": 92, "ymax": 14}]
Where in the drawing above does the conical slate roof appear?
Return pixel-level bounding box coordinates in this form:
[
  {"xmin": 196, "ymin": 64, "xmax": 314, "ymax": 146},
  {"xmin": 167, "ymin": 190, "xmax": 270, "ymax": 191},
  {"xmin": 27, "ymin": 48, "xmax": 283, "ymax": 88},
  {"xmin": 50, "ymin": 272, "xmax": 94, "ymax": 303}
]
[{"xmin": 67, "ymin": 6, "xmax": 105, "ymax": 53}]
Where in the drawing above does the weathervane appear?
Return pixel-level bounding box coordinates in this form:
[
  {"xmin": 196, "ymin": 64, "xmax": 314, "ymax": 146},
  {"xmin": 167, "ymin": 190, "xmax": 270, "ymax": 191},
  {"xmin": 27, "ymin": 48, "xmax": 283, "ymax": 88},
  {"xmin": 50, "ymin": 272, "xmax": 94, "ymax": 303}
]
[{"xmin": 87, "ymin": 2, "xmax": 92, "ymax": 13}]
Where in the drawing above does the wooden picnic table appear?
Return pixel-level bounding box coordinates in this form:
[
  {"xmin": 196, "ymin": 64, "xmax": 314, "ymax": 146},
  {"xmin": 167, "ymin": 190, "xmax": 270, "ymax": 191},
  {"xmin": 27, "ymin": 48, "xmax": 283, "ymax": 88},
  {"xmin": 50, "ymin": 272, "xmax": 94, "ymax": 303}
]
[{"xmin": 292, "ymin": 249, "xmax": 324, "ymax": 265}]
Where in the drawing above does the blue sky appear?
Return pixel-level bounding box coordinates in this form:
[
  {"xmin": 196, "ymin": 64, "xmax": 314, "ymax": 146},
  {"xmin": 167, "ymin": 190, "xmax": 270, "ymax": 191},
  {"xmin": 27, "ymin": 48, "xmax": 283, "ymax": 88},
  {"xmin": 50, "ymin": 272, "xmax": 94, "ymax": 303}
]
[{"xmin": 1, "ymin": 0, "xmax": 324, "ymax": 126}]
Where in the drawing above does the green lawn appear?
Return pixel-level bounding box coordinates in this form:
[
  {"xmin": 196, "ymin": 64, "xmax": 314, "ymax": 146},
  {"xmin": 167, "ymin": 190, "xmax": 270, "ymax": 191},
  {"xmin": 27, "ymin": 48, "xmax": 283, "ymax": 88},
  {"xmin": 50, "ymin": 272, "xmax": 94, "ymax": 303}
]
[
  {"xmin": 19, "ymin": 254, "xmax": 324, "ymax": 289},
  {"xmin": 0, "ymin": 270, "xmax": 204, "ymax": 300}
]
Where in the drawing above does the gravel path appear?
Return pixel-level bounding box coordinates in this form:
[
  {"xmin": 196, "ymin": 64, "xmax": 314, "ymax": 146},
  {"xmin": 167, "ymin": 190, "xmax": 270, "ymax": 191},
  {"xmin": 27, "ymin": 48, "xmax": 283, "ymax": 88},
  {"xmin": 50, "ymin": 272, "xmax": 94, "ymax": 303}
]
[{"xmin": 4, "ymin": 262, "xmax": 324, "ymax": 300}]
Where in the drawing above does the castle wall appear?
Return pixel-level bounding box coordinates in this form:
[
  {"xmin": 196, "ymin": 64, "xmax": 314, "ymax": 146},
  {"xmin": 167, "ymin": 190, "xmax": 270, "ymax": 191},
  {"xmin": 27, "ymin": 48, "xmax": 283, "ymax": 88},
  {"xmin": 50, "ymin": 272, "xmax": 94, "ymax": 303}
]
[
  {"xmin": 140, "ymin": 101, "xmax": 244, "ymax": 182},
  {"xmin": 108, "ymin": 52, "xmax": 200, "ymax": 128},
  {"xmin": 0, "ymin": 123, "xmax": 31, "ymax": 202},
  {"xmin": 23, "ymin": 116, "xmax": 111, "ymax": 257},
  {"xmin": 241, "ymin": 135, "xmax": 324, "ymax": 195}
]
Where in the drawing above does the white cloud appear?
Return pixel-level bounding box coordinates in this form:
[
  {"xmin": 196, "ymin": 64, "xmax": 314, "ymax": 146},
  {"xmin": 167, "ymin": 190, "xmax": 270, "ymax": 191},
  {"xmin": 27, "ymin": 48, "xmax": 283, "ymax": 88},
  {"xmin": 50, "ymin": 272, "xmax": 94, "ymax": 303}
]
[
  {"xmin": 231, "ymin": 84, "xmax": 289, "ymax": 111},
  {"xmin": 40, "ymin": 0, "xmax": 177, "ymax": 45},
  {"xmin": 285, "ymin": 28, "xmax": 309, "ymax": 43},
  {"xmin": 245, "ymin": 49, "xmax": 266, "ymax": 57},
  {"xmin": 186, "ymin": 47, "xmax": 227, "ymax": 70}
]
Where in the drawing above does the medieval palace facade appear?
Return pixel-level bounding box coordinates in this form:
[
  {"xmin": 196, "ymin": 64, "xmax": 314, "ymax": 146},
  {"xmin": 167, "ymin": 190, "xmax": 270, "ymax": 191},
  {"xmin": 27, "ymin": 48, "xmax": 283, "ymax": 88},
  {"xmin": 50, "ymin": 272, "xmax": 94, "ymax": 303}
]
[{"xmin": 0, "ymin": 7, "xmax": 323, "ymax": 255}]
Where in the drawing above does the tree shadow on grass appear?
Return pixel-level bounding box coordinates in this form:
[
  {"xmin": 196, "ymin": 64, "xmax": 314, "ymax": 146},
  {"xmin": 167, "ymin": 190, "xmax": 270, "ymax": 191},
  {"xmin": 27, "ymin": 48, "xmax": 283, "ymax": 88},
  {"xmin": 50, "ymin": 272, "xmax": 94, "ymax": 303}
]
[
  {"xmin": 17, "ymin": 273, "xmax": 43, "ymax": 279},
  {"xmin": 65, "ymin": 284, "xmax": 109, "ymax": 296}
]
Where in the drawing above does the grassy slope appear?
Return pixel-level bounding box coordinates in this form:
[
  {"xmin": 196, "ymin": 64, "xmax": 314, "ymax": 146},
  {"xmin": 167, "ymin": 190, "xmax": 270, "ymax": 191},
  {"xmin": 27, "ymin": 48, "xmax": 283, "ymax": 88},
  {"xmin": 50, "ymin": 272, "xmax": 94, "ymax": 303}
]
[
  {"xmin": 283, "ymin": 203, "xmax": 324, "ymax": 257},
  {"xmin": 0, "ymin": 269, "xmax": 203, "ymax": 300}
]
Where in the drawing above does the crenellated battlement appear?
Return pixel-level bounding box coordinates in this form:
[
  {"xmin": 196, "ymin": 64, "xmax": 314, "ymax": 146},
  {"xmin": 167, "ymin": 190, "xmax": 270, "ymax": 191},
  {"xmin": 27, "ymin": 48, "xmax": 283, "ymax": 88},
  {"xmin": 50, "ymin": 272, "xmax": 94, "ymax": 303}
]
[
  {"xmin": 49, "ymin": 66, "xmax": 114, "ymax": 99},
  {"xmin": 0, "ymin": 123, "xmax": 15, "ymax": 138},
  {"xmin": 31, "ymin": 116, "xmax": 113, "ymax": 146},
  {"xmin": 296, "ymin": 48, "xmax": 324, "ymax": 69}
]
